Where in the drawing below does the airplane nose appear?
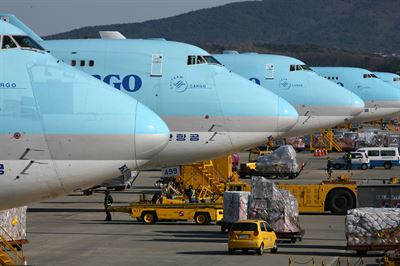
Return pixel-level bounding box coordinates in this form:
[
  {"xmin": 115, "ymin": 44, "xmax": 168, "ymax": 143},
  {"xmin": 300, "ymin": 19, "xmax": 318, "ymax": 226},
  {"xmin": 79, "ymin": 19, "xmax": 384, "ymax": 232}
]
[
  {"xmin": 278, "ymin": 97, "xmax": 299, "ymax": 133},
  {"xmin": 350, "ymin": 92, "xmax": 365, "ymax": 116},
  {"xmin": 134, "ymin": 102, "xmax": 170, "ymax": 164},
  {"xmin": 214, "ymin": 72, "xmax": 298, "ymax": 150}
]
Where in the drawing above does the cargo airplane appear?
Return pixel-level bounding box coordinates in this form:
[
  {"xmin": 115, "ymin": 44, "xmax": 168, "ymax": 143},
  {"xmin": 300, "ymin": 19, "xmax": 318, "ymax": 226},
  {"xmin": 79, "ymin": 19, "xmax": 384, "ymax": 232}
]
[
  {"xmin": 312, "ymin": 67, "xmax": 400, "ymax": 122},
  {"xmin": 0, "ymin": 20, "xmax": 169, "ymax": 209},
  {"xmin": 214, "ymin": 51, "xmax": 365, "ymax": 136}
]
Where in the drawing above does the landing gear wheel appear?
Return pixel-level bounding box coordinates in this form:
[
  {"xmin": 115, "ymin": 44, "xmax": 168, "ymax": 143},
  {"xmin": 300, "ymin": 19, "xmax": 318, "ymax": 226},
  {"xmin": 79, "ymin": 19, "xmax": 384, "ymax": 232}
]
[
  {"xmin": 384, "ymin": 162, "xmax": 392, "ymax": 169},
  {"xmin": 257, "ymin": 243, "xmax": 264, "ymax": 256},
  {"xmin": 194, "ymin": 213, "xmax": 210, "ymax": 225},
  {"xmin": 327, "ymin": 189, "xmax": 355, "ymax": 215},
  {"xmin": 271, "ymin": 242, "xmax": 278, "ymax": 253},
  {"xmin": 141, "ymin": 212, "xmax": 157, "ymax": 224}
]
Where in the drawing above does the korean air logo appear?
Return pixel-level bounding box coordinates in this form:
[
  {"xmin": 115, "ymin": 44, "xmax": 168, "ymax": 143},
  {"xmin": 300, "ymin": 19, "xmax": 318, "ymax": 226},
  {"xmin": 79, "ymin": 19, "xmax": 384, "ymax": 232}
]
[
  {"xmin": 93, "ymin": 74, "xmax": 142, "ymax": 92},
  {"xmin": 170, "ymin": 75, "xmax": 188, "ymax": 93},
  {"xmin": 279, "ymin": 78, "xmax": 291, "ymax": 90},
  {"xmin": 0, "ymin": 164, "xmax": 4, "ymax": 175},
  {"xmin": 249, "ymin": 77, "xmax": 261, "ymax": 85}
]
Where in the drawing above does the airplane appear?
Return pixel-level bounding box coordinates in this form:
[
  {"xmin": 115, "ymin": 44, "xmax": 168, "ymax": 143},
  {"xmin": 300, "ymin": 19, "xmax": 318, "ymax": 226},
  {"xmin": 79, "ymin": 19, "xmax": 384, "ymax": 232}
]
[
  {"xmin": 312, "ymin": 67, "xmax": 400, "ymax": 122},
  {"xmin": 373, "ymin": 72, "xmax": 400, "ymax": 89},
  {"xmin": 0, "ymin": 20, "xmax": 170, "ymax": 210},
  {"xmin": 1, "ymin": 15, "xmax": 300, "ymax": 168},
  {"xmin": 214, "ymin": 51, "xmax": 365, "ymax": 137}
]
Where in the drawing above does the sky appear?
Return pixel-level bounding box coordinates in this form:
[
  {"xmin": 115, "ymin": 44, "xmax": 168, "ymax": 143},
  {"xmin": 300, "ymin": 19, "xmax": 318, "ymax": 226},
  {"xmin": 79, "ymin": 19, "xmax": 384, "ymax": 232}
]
[{"xmin": 0, "ymin": 0, "xmax": 258, "ymax": 36}]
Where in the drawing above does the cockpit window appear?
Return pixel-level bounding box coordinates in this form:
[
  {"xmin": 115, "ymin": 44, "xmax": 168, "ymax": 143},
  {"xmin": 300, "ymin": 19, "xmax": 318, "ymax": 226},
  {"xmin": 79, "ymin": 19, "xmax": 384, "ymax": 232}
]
[
  {"xmin": 363, "ymin": 73, "xmax": 378, "ymax": 79},
  {"xmin": 188, "ymin": 55, "xmax": 222, "ymax": 66},
  {"xmin": 196, "ymin": 56, "xmax": 206, "ymax": 64},
  {"xmin": 2, "ymin": 35, "xmax": 17, "ymax": 49},
  {"xmin": 12, "ymin": 35, "xmax": 44, "ymax": 51},
  {"xmin": 203, "ymin": 56, "xmax": 222, "ymax": 65},
  {"xmin": 290, "ymin": 64, "xmax": 312, "ymax": 72},
  {"xmin": 394, "ymin": 77, "xmax": 400, "ymax": 82}
]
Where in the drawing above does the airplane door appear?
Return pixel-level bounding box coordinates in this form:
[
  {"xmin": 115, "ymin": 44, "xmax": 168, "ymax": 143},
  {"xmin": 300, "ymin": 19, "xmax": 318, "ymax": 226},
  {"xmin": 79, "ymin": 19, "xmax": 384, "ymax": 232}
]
[
  {"xmin": 265, "ymin": 64, "xmax": 274, "ymax": 79},
  {"xmin": 151, "ymin": 54, "xmax": 163, "ymax": 77}
]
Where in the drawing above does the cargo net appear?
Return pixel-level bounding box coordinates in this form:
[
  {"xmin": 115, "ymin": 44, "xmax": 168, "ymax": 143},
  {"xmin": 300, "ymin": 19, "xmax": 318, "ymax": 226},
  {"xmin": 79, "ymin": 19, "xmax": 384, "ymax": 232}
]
[
  {"xmin": 248, "ymin": 176, "xmax": 301, "ymax": 233},
  {"xmin": 0, "ymin": 206, "xmax": 27, "ymax": 241},
  {"xmin": 255, "ymin": 145, "xmax": 298, "ymax": 174},
  {"xmin": 222, "ymin": 191, "xmax": 250, "ymax": 224},
  {"xmin": 346, "ymin": 208, "xmax": 400, "ymax": 247}
]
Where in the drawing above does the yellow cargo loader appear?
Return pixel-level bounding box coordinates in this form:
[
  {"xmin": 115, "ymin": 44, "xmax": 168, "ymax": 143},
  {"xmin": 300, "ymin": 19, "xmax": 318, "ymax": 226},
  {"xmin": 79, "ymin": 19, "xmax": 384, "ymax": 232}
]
[{"xmin": 110, "ymin": 202, "xmax": 223, "ymax": 225}]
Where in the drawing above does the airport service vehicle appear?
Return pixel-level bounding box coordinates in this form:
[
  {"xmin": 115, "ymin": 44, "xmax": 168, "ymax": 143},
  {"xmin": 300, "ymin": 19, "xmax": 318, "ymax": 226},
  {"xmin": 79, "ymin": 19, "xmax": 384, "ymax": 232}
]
[
  {"xmin": 2, "ymin": 14, "xmax": 300, "ymax": 169},
  {"xmin": 214, "ymin": 52, "xmax": 365, "ymax": 137},
  {"xmin": 0, "ymin": 20, "xmax": 170, "ymax": 210},
  {"xmin": 332, "ymin": 152, "xmax": 370, "ymax": 170},
  {"xmin": 374, "ymin": 72, "xmax": 400, "ymax": 89},
  {"xmin": 228, "ymin": 220, "xmax": 278, "ymax": 255},
  {"xmin": 110, "ymin": 201, "xmax": 223, "ymax": 225},
  {"xmin": 312, "ymin": 67, "xmax": 400, "ymax": 122},
  {"xmin": 277, "ymin": 175, "xmax": 357, "ymax": 215},
  {"xmin": 356, "ymin": 147, "xmax": 400, "ymax": 169}
]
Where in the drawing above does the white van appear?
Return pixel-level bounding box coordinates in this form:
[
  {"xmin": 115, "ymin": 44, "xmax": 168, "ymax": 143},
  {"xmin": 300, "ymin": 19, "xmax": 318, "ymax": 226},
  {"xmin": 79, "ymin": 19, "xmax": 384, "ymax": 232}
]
[{"xmin": 356, "ymin": 147, "xmax": 400, "ymax": 169}]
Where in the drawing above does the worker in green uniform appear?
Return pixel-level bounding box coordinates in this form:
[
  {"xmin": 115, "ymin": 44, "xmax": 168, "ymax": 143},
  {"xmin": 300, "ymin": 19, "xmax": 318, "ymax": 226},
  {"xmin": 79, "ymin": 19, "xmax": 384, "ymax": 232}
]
[
  {"xmin": 346, "ymin": 152, "xmax": 353, "ymax": 172},
  {"xmin": 326, "ymin": 157, "xmax": 332, "ymax": 176},
  {"xmin": 104, "ymin": 190, "xmax": 114, "ymax": 221}
]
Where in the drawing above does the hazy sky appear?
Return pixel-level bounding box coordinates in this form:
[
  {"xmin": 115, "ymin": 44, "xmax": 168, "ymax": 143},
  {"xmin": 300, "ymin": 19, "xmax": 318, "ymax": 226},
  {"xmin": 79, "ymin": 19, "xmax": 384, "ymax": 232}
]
[{"xmin": 0, "ymin": 0, "xmax": 257, "ymax": 36}]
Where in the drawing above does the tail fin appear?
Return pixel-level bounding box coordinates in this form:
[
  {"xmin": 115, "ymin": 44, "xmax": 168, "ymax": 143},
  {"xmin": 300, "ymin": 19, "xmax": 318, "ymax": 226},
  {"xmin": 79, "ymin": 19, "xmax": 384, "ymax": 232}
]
[{"xmin": 0, "ymin": 14, "xmax": 43, "ymax": 42}]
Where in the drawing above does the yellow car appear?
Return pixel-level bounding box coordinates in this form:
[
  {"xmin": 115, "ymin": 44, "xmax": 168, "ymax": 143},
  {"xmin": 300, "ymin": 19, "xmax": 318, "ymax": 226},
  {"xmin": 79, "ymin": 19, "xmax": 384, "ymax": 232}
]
[{"xmin": 228, "ymin": 220, "xmax": 278, "ymax": 255}]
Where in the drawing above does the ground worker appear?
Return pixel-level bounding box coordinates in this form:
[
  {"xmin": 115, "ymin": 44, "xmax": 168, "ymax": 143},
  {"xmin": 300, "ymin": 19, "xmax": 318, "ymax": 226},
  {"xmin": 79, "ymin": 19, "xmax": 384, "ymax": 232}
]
[
  {"xmin": 326, "ymin": 157, "xmax": 332, "ymax": 176},
  {"xmin": 187, "ymin": 185, "xmax": 196, "ymax": 203},
  {"xmin": 346, "ymin": 151, "xmax": 353, "ymax": 172},
  {"xmin": 104, "ymin": 190, "xmax": 114, "ymax": 221}
]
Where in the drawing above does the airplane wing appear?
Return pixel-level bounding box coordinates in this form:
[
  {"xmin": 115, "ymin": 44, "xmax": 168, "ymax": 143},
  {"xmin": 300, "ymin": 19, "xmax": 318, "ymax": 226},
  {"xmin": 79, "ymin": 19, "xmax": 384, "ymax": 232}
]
[{"xmin": 99, "ymin": 31, "xmax": 127, "ymax": 39}]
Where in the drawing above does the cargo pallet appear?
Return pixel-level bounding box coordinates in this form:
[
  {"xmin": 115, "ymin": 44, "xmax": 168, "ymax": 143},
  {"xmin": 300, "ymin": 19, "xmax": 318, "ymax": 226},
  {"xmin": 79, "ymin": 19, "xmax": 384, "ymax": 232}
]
[
  {"xmin": 276, "ymin": 229, "xmax": 305, "ymax": 243},
  {"xmin": 347, "ymin": 244, "xmax": 400, "ymax": 255}
]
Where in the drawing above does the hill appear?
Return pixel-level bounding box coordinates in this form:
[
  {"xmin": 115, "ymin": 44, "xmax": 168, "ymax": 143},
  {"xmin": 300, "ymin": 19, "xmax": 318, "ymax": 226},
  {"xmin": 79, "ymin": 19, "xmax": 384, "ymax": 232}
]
[{"xmin": 46, "ymin": 0, "xmax": 400, "ymax": 55}]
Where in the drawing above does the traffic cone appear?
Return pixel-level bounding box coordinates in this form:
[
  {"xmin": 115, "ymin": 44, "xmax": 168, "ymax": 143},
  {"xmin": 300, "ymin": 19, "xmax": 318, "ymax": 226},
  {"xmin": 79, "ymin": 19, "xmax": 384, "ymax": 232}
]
[
  {"xmin": 314, "ymin": 150, "xmax": 318, "ymax": 157},
  {"xmin": 23, "ymin": 256, "xmax": 27, "ymax": 266}
]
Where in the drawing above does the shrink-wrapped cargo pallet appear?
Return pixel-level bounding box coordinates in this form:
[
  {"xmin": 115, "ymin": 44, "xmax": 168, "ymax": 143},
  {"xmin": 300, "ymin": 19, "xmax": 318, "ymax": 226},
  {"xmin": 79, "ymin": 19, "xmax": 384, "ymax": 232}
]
[
  {"xmin": 255, "ymin": 145, "xmax": 298, "ymax": 174},
  {"xmin": 222, "ymin": 191, "xmax": 250, "ymax": 223},
  {"xmin": 248, "ymin": 176, "xmax": 301, "ymax": 233},
  {"xmin": 0, "ymin": 206, "xmax": 27, "ymax": 241},
  {"xmin": 346, "ymin": 208, "xmax": 400, "ymax": 247}
]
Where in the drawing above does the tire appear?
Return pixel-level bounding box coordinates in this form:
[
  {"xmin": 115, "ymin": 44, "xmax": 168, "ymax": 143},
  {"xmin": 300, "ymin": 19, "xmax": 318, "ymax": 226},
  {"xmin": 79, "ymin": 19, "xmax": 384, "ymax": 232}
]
[
  {"xmin": 334, "ymin": 164, "xmax": 342, "ymax": 170},
  {"xmin": 271, "ymin": 242, "xmax": 278, "ymax": 253},
  {"xmin": 361, "ymin": 164, "xmax": 368, "ymax": 170},
  {"xmin": 384, "ymin": 162, "xmax": 392, "ymax": 169},
  {"xmin": 141, "ymin": 212, "xmax": 157, "ymax": 224},
  {"xmin": 194, "ymin": 212, "xmax": 210, "ymax": 225},
  {"xmin": 291, "ymin": 237, "xmax": 296, "ymax": 243},
  {"xmin": 228, "ymin": 248, "xmax": 235, "ymax": 255},
  {"xmin": 326, "ymin": 189, "xmax": 355, "ymax": 215},
  {"xmin": 257, "ymin": 243, "xmax": 264, "ymax": 256}
]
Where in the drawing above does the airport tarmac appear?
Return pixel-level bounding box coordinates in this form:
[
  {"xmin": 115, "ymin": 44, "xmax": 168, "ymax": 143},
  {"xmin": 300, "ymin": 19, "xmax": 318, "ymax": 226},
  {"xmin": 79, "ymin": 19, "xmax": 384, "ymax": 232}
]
[{"xmin": 24, "ymin": 152, "xmax": 392, "ymax": 265}]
